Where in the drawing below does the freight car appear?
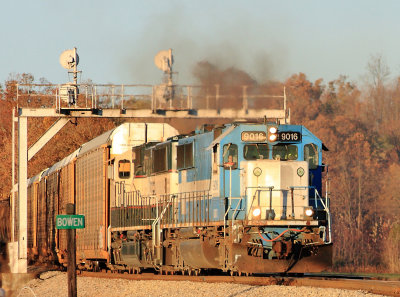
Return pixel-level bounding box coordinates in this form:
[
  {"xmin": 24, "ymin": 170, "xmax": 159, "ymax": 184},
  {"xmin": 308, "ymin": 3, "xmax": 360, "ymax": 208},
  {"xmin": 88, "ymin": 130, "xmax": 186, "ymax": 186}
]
[{"xmin": 12, "ymin": 121, "xmax": 332, "ymax": 275}]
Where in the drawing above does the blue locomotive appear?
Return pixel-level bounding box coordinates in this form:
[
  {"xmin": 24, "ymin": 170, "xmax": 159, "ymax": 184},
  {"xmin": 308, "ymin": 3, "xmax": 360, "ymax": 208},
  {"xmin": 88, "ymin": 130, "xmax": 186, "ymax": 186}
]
[{"xmin": 110, "ymin": 122, "xmax": 332, "ymax": 275}]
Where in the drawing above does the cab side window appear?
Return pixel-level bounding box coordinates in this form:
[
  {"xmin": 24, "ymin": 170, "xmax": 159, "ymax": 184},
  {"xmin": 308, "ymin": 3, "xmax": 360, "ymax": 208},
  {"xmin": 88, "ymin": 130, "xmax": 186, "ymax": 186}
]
[
  {"xmin": 144, "ymin": 149, "xmax": 152, "ymax": 176},
  {"xmin": 304, "ymin": 143, "xmax": 318, "ymax": 169},
  {"xmin": 223, "ymin": 143, "xmax": 238, "ymax": 169},
  {"xmin": 177, "ymin": 142, "xmax": 194, "ymax": 170},
  {"xmin": 118, "ymin": 159, "xmax": 131, "ymax": 179},
  {"xmin": 153, "ymin": 146, "xmax": 168, "ymax": 173},
  {"xmin": 133, "ymin": 146, "xmax": 145, "ymax": 177}
]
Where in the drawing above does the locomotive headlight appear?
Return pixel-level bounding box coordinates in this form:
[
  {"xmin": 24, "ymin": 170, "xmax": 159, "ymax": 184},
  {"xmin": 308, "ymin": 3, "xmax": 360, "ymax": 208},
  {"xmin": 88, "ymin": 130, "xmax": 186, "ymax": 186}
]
[
  {"xmin": 305, "ymin": 208, "xmax": 313, "ymax": 216},
  {"xmin": 267, "ymin": 125, "xmax": 278, "ymax": 143},
  {"xmin": 269, "ymin": 126, "xmax": 277, "ymax": 134},
  {"xmin": 269, "ymin": 134, "xmax": 277, "ymax": 142},
  {"xmin": 252, "ymin": 207, "xmax": 261, "ymax": 218},
  {"xmin": 304, "ymin": 207, "xmax": 314, "ymax": 219},
  {"xmin": 253, "ymin": 167, "xmax": 262, "ymax": 177}
]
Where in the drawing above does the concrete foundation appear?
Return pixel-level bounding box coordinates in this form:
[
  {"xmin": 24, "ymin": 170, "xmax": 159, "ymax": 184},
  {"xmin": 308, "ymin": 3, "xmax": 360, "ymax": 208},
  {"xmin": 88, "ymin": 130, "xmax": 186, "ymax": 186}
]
[
  {"xmin": 1, "ymin": 273, "xmax": 35, "ymax": 297},
  {"xmin": 7, "ymin": 242, "xmax": 26, "ymax": 274}
]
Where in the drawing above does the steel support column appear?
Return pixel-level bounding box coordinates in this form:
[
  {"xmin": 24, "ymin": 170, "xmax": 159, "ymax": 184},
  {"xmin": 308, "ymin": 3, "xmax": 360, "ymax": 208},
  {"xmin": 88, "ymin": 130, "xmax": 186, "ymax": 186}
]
[
  {"xmin": 18, "ymin": 116, "xmax": 28, "ymax": 273},
  {"xmin": 11, "ymin": 108, "xmax": 16, "ymax": 242}
]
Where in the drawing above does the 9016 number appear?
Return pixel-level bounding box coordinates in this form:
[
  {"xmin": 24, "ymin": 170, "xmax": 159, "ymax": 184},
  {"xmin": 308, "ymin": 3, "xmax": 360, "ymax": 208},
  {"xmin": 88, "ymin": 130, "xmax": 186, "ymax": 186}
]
[{"xmin": 278, "ymin": 132, "xmax": 301, "ymax": 142}]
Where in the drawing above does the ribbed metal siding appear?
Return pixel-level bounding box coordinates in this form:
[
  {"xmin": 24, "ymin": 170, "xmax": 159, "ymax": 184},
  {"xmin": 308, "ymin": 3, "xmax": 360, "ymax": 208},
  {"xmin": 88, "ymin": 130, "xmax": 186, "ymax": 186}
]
[
  {"xmin": 37, "ymin": 179, "xmax": 47, "ymax": 253},
  {"xmin": 76, "ymin": 147, "xmax": 105, "ymax": 253},
  {"xmin": 58, "ymin": 162, "xmax": 75, "ymax": 252},
  {"xmin": 46, "ymin": 172, "xmax": 58, "ymax": 255},
  {"xmin": 27, "ymin": 183, "xmax": 36, "ymax": 249}
]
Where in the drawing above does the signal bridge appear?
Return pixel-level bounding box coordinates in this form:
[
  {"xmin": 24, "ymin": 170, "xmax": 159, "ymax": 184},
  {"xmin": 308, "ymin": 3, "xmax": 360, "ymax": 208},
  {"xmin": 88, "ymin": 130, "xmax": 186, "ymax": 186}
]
[{"xmin": 16, "ymin": 82, "xmax": 288, "ymax": 121}]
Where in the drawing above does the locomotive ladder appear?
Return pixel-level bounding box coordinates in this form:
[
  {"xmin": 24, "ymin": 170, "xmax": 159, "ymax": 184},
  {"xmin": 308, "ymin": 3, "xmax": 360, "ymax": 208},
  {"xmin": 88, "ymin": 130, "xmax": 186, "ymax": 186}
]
[{"xmin": 151, "ymin": 195, "xmax": 176, "ymax": 265}]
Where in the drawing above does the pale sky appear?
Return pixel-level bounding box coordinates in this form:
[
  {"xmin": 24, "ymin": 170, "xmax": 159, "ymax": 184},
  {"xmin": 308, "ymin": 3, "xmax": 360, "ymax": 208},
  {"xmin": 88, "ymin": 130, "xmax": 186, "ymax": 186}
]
[{"xmin": 1, "ymin": 0, "xmax": 400, "ymax": 86}]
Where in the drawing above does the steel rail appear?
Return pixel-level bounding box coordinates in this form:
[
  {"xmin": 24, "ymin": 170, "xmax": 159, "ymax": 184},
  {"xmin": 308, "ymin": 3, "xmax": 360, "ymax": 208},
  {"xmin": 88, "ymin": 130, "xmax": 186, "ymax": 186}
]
[{"xmin": 78, "ymin": 271, "xmax": 400, "ymax": 297}]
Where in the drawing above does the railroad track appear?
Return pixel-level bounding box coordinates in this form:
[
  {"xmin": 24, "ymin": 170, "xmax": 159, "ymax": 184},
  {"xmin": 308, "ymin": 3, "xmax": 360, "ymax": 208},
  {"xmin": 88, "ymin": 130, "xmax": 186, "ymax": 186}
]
[{"xmin": 80, "ymin": 271, "xmax": 400, "ymax": 297}]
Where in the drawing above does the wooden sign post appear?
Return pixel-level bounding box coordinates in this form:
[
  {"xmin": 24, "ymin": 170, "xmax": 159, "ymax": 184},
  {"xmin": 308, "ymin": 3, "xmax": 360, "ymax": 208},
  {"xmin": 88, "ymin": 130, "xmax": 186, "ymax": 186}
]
[{"xmin": 56, "ymin": 204, "xmax": 85, "ymax": 297}]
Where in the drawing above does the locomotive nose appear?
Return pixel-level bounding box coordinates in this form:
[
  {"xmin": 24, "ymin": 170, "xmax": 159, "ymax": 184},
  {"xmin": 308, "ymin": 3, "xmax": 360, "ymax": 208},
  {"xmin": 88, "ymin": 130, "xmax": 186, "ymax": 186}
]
[{"xmin": 242, "ymin": 159, "xmax": 309, "ymax": 221}]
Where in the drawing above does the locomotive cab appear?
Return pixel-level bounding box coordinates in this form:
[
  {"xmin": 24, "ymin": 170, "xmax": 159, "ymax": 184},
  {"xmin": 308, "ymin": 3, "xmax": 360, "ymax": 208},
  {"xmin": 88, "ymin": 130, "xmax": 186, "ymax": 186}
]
[{"xmin": 211, "ymin": 123, "xmax": 332, "ymax": 273}]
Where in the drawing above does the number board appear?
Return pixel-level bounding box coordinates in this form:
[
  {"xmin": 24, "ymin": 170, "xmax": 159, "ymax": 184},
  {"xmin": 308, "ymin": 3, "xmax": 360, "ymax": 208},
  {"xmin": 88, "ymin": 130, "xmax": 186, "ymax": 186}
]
[
  {"xmin": 278, "ymin": 132, "xmax": 302, "ymax": 142},
  {"xmin": 241, "ymin": 131, "xmax": 267, "ymax": 142}
]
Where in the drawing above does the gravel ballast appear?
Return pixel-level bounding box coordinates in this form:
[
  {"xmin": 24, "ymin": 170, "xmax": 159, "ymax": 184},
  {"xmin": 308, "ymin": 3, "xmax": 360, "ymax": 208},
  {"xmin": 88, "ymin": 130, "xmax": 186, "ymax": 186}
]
[{"xmin": 13, "ymin": 271, "xmax": 387, "ymax": 297}]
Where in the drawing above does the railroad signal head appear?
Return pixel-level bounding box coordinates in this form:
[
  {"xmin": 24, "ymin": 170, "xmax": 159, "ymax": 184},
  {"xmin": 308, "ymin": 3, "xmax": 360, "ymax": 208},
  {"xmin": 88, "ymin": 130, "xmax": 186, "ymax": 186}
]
[{"xmin": 267, "ymin": 125, "xmax": 278, "ymax": 143}]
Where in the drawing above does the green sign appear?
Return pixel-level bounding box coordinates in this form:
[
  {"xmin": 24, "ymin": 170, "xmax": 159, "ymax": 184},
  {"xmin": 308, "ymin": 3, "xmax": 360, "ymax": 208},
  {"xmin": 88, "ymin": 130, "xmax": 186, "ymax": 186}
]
[{"xmin": 56, "ymin": 215, "xmax": 85, "ymax": 229}]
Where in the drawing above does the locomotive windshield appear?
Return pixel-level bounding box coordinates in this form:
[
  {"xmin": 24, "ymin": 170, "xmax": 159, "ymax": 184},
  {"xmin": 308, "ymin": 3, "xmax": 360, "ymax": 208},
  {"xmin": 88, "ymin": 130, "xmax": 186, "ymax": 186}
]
[
  {"xmin": 272, "ymin": 144, "xmax": 298, "ymax": 160},
  {"xmin": 243, "ymin": 144, "xmax": 269, "ymax": 160}
]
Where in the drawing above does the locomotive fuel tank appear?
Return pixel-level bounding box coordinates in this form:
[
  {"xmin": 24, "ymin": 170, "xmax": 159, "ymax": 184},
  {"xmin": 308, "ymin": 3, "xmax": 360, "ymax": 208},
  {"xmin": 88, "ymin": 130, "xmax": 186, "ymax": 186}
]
[{"xmin": 179, "ymin": 239, "xmax": 220, "ymax": 269}]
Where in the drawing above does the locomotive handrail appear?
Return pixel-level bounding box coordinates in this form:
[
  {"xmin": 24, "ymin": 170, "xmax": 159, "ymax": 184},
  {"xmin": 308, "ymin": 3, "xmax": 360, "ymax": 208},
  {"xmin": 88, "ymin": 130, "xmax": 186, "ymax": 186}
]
[
  {"xmin": 166, "ymin": 190, "xmax": 211, "ymax": 225},
  {"xmin": 152, "ymin": 194, "xmax": 176, "ymax": 265},
  {"xmin": 232, "ymin": 197, "xmax": 244, "ymax": 229},
  {"xmin": 313, "ymin": 188, "xmax": 332, "ymax": 244},
  {"xmin": 245, "ymin": 186, "xmax": 281, "ymax": 220},
  {"xmin": 244, "ymin": 186, "xmax": 331, "ymax": 234},
  {"xmin": 121, "ymin": 190, "xmax": 212, "ymax": 228}
]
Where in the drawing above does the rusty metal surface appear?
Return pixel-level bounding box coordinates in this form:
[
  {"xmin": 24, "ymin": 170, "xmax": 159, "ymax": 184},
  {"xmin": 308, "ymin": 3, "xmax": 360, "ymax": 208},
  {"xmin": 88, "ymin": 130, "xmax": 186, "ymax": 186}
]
[
  {"xmin": 36, "ymin": 178, "xmax": 47, "ymax": 259},
  {"xmin": 46, "ymin": 172, "xmax": 58, "ymax": 261},
  {"xmin": 27, "ymin": 183, "xmax": 36, "ymax": 250},
  {"xmin": 289, "ymin": 243, "xmax": 333, "ymax": 273},
  {"xmin": 179, "ymin": 239, "xmax": 220, "ymax": 269},
  {"xmin": 230, "ymin": 242, "xmax": 332, "ymax": 274}
]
